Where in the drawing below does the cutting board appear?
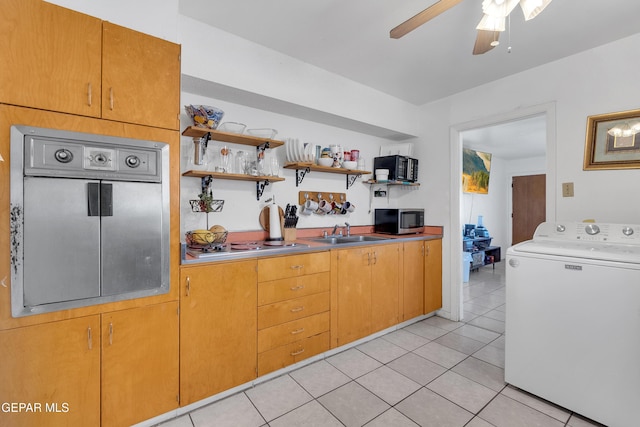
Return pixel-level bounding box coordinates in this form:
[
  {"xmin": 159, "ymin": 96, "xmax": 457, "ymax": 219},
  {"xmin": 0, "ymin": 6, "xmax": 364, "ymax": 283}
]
[{"xmin": 259, "ymin": 205, "xmax": 284, "ymax": 232}]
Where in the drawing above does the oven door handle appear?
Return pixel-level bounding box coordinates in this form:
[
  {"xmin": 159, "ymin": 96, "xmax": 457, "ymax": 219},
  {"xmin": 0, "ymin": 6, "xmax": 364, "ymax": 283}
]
[{"xmin": 87, "ymin": 182, "xmax": 113, "ymax": 217}]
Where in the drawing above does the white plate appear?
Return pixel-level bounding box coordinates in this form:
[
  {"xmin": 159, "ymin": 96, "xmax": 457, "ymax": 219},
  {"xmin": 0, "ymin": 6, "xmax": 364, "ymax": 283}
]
[
  {"xmin": 295, "ymin": 138, "xmax": 304, "ymax": 162},
  {"xmin": 286, "ymin": 138, "xmax": 293, "ymax": 162}
]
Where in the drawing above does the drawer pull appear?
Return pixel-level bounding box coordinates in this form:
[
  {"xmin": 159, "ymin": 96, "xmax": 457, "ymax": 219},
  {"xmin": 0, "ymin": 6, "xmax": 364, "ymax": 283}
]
[
  {"xmin": 290, "ymin": 328, "xmax": 305, "ymax": 335},
  {"xmin": 290, "ymin": 348, "xmax": 305, "ymax": 356},
  {"xmin": 290, "ymin": 306, "xmax": 304, "ymax": 313},
  {"xmin": 290, "ymin": 285, "xmax": 305, "ymax": 291},
  {"xmin": 290, "ymin": 264, "xmax": 304, "ymax": 270}
]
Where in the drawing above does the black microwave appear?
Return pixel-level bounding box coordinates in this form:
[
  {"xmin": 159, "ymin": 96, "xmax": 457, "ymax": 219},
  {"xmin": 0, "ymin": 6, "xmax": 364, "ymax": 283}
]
[
  {"xmin": 374, "ymin": 209, "xmax": 425, "ymax": 235},
  {"xmin": 373, "ymin": 155, "xmax": 418, "ymax": 182}
]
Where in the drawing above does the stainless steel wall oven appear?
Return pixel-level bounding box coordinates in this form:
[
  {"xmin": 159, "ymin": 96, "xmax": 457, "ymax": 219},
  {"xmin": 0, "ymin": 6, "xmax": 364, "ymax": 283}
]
[{"xmin": 10, "ymin": 126, "xmax": 170, "ymax": 317}]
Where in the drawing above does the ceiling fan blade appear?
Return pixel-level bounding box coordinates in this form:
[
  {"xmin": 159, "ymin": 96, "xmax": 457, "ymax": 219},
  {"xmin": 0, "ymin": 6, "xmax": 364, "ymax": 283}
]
[
  {"xmin": 473, "ymin": 30, "xmax": 500, "ymax": 55},
  {"xmin": 390, "ymin": 0, "xmax": 466, "ymax": 39}
]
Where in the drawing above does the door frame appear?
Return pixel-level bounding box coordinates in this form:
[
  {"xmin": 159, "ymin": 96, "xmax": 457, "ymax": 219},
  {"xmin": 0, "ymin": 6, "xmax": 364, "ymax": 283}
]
[{"xmin": 448, "ymin": 103, "xmax": 557, "ymax": 321}]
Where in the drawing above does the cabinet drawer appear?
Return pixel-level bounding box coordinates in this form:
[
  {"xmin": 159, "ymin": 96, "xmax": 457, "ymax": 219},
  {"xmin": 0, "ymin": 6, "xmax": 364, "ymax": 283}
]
[
  {"xmin": 258, "ymin": 272, "xmax": 330, "ymax": 305},
  {"xmin": 258, "ymin": 312, "xmax": 330, "ymax": 353},
  {"xmin": 258, "ymin": 251, "xmax": 330, "ymax": 281},
  {"xmin": 258, "ymin": 331, "xmax": 330, "ymax": 376},
  {"xmin": 258, "ymin": 292, "xmax": 330, "ymax": 330}
]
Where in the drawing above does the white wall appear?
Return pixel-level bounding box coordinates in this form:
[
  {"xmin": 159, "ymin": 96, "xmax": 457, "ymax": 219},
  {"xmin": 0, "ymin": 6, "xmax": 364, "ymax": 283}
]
[
  {"xmin": 419, "ymin": 33, "xmax": 640, "ymax": 319},
  {"xmin": 180, "ymin": 94, "xmax": 414, "ymax": 234}
]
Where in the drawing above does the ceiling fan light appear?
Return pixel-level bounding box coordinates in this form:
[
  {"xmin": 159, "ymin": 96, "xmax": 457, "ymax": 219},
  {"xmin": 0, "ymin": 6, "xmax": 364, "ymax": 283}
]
[
  {"xmin": 520, "ymin": 0, "xmax": 553, "ymax": 21},
  {"xmin": 482, "ymin": 0, "xmax": 519, "ymax": 17},
  {"xmin": 477, "ymin": 14, "xmax": 506, "ymax": 32}
]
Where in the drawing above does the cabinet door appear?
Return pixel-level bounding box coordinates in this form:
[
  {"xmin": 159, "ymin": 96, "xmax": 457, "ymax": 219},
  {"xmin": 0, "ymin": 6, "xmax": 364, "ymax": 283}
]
[
  {"xmin": 0, "ymin": 0, "xmax": 102, "ymax": 117},
  {"xmin": 102, "ymin": 22, "xmax": 181, "ymax": 129},
  {"xmin": 101, "ymin": 302, "xmax": 179, "ymax": 427},
  {"xmin": 403, "ymin": 241, "xmax": 425, "ymax": 320},
  {"xmin": 0, "ymin": 316, "xmax": 100, "ymax": 427},
  {"xmin": 371, "ymin": 243, "xmax": 400, "ymax": 332},
  {"xmin": 336, "ymin": 247, "xmax": 372, "ymax": 346},
  {"xmin": 424, "ymin": 239, "xmax": 443, "ymax": 313},
  {"xmin": 180, "ymin": 261, "xmax": 257, "ymax": 405}
]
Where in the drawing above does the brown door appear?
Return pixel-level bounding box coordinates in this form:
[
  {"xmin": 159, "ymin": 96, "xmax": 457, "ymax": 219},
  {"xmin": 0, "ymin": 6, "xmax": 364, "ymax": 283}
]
[{"xmin": 512, "ymin": 174, "xmax": 546, "ymax": 245}]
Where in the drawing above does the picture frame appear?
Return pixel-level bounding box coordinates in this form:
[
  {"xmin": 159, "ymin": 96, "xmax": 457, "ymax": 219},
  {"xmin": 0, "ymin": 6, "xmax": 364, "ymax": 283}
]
[
  {"xmin": 462, "ymin": 148, "xmax": 492, "ymax": 194},
  {"xmin": 584, "ymin": 108, "xmax": 640, "ymax": 170}
]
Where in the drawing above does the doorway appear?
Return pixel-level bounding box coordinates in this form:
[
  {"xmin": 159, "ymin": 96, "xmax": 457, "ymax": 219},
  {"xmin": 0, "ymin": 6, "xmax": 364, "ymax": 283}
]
[
  {"xmin": 512, "ymin": 174, "xmax": 546, "ymax": 245},
  {"xmin": 448, "ymin": 103, "xmax": 557, "ymax": 321}
]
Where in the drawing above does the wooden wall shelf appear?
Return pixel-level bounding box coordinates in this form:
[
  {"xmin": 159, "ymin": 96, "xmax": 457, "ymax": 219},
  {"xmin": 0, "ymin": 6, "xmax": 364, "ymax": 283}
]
[
  {"xmin": 283, "ymin": 162, "xmax": 371, "ymax": 189},
  {"xmin": 181, "ymin": 126, "xmax": 284, "ymax": 148}
]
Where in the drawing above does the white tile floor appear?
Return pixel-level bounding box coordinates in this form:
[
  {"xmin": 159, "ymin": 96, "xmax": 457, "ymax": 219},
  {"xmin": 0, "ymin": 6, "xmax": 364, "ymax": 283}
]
[{"xmin": 158, "ymin": 262, "xmax": 606, "ymax": 427}]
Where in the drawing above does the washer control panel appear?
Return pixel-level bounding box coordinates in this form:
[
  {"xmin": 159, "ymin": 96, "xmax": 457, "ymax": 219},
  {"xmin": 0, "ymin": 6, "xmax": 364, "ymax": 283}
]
[{"xmin": 535, "ymin": 222, "xmax": 640, "ymax": 245}]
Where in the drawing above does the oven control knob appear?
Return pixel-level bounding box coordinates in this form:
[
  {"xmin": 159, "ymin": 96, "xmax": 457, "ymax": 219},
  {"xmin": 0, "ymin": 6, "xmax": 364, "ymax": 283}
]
[
  {"xmin": 54, "ymin": 148, "xmax": 73, "ymax": 163},
  {"xmin": 622, "ymin": 226, "xmax": 634, "ymax": 236},
  {"xmin": 125, "ymin": 155, "xmax": 141, "ymax": 168},
  {"xmin": 585, "ymin": 224, "xmax": 600, "ymax": 235}
]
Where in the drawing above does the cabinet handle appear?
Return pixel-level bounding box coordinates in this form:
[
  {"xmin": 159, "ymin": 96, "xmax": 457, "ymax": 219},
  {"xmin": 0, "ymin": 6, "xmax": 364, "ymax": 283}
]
[
  {"xmin": 426, "ymin": 245, "xmax": 430, "ymax": 256},
  {"xmin": 290, "ymin": 264, "xmax": 304, "ymax": 270},
  {"xmin": 108, "ymin": 322, "xmax": 113, "ymax": 346},
  {"xmin": 290, "ymin": 348, "xmax": 305, "ymax": 356},
  {"xmin": 290, "ymin": 306, "xmax": 304, "ymax": 313},
  {"xmin": 186, "ymin": 276, "xmax": 191, "ymax": 297},
  {"xmin": 290, "ymin": 285, "xmax": 305, "ymax": 291},
  {"xmin": 87, "ymin": 82, "xmax": 92, "ymax": 106},
  {"xmin": 372, "ymin": 251, "xmax": 377, "ymax": 265},
  {"xmin": 367, "ymin": 252, "xmax": 371, "ymax": 265},
  {"xmin": 109, "ymin": 87, "xmax": 114, "ymax": 110},
  {"xmin": 290, "ymin": 328, "xmax": 305, "ymax": 335},
  {"xmin": 87, "ymin": 327, "xmax": 92, "ymax": 350}
]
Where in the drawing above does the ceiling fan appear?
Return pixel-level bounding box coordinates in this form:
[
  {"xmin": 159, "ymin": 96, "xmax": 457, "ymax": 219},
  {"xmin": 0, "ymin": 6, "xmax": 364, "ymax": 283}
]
[{"xmin": 390, "ymin": 0, "xmax": 553, "ymax": 55}]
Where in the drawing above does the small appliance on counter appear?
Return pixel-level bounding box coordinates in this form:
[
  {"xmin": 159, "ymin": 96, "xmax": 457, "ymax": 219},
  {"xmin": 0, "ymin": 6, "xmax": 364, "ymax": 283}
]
[
  {"xmin": 373, "ymin": 155, "xmax": 418, "ymax": 182},
  {"xmin": 374, "ymin": 208, "xmax": 424, "ymax": 235},
  {"xmin": 267, "ymin": 196, "xmax": 283, "ymax": 241}
]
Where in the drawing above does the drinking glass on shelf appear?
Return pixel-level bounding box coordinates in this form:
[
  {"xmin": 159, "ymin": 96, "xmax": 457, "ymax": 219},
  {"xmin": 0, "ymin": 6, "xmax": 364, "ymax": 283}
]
[{"xmin": 270, "ymin": 155, "xmax": 280, "ymax": 176}]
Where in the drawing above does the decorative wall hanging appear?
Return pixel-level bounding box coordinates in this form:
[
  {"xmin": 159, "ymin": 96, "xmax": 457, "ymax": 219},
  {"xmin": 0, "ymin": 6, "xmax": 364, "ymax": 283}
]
[
  {"xmin": 463, "ymin": 148, "xmax": 492, "ymax": 194},
  {"xmin": 584, "ymin": 108, "xmax": 640, "ymax": 170}
]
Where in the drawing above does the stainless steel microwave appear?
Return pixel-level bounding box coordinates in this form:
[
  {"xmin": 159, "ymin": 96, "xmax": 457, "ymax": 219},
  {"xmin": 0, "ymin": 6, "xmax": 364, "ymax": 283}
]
[{"xmin": 374, "ymin": 208, "xmax": 425, "ymax": 235}]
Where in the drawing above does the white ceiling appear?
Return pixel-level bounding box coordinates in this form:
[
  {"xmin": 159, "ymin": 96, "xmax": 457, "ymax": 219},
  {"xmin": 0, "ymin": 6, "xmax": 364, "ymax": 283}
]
[
  {"xmin": 179, "ymin": 0, "xmax": 639, "ymax": 160},
  {"xmin": 179, "ymin": 0, "xmax": 640, "ymax": 106}
]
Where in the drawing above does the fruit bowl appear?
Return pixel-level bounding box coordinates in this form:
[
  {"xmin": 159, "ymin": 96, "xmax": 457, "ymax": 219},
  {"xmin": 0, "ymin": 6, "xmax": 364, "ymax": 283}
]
[{"xmin": 184, "ymin": 105, "xmax": 225, "ymax": 129}]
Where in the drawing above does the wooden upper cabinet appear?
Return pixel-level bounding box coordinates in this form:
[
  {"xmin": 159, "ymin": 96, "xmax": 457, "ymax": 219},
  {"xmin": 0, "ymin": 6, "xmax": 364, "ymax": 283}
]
[
  {"xmin": 102, "ymin": 22, "xmax": 181, "ymax": 130},
  {"xmin": 0, "ymin": 1, "xmax": 180, "ymax": 129},
  {"xmin": 0, "ymin": 0, "xmax": 102, "ymax": 117}
]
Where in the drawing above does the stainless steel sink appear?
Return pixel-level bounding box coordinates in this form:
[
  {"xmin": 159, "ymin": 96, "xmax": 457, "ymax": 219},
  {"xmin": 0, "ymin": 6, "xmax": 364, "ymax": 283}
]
[{"xmin": 307, "ymin": 235, "xmax": 390, "ymax": 245}]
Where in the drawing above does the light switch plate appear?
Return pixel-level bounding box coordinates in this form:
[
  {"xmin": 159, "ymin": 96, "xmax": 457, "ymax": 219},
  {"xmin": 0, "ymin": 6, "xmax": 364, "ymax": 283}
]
[{"xmin": 562, "ymin": 182, "xmax": 574, "ymax": 197}]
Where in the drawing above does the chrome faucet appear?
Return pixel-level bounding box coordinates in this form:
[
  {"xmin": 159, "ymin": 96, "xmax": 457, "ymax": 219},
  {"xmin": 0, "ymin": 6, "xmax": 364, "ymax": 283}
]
[
  {"xmin": 331, "ymin": 224, "xmax": 342, "ymax": 237},
  {"xmin": 344, "ymin": 222, "xmax": 351, "ymax": 236}
]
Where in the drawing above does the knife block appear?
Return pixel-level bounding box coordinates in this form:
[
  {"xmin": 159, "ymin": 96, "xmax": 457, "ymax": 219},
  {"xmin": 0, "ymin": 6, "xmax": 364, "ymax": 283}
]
[{"xmin": 283, "ymin": 228, "xmax": 297, "ymax": 242}]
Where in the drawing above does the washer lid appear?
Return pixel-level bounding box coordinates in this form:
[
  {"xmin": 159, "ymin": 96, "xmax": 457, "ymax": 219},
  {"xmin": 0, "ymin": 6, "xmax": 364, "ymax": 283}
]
[{"xmin": 511, "ymin": 240, "xmax": 640, "ymax": 264}]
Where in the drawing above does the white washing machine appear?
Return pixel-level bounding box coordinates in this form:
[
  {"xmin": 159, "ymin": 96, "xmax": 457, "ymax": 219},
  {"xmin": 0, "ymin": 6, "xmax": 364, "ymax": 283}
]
[{"xmin": 506, "ymin": 222, "xmax": 640, "ymax": 427}]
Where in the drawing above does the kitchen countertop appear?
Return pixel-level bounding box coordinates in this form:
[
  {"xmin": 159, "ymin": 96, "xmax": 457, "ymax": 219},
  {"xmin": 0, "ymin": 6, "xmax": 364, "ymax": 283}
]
[{"xmin": 181, "ymin": 231, "xmax": 443, "ymax": 265}]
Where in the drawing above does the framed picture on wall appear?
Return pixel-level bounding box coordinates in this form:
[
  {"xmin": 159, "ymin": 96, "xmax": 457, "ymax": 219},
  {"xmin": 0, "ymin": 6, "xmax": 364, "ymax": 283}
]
[
  {"xmin": 463, "ymin": 148, "xmax": 492, "ymax": 194},
  {"xmin": 584, "ymin": 108, "xmax": 640, "ymax": 170}
]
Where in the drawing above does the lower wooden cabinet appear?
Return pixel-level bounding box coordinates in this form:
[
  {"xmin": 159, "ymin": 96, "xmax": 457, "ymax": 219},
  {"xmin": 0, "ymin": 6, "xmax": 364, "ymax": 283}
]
[
  {"xmin": 335, "ymin": 243, "xmax": 400, "ymax": 346},
  {"xmin": 101, "ymin": 302, "xmax": 179, "ymax": 427},
  {"xmin": 0, "ymin": 301, "xmax": 179, "ymax": 427},
  {"xmin": 0, "ymin": 316, "xmax": 101, "ymax": 427},
  {"xmin": 257, "ymin": 254, "xmax": 331, "ymax": 376},
  {"xmin": 424, "ymin": 239, "xmax": 443, "ymax": 313},
  {"xmin": 179, "ymin": 261, "xmax": 258, "ymax": 405},
  {"xmin": 402, "ymin": 241, "xmax": 425, "ymax": 321}
]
